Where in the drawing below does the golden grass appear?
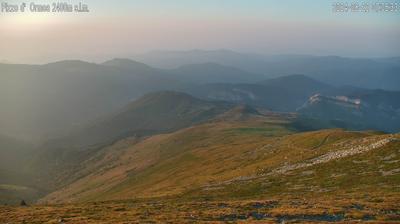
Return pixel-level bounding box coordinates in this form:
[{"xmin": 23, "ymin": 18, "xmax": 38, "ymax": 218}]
[{"xmin": 9, "ymin": 114, "xmax": 397, "ymax": 223}]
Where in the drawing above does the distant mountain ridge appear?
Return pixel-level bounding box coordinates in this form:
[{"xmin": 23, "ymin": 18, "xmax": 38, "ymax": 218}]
[
  {"xmin": 187, "ymin": 74, "xmax": 332, "ymax": 111},
  {"xmin": 134, "ymin": 50, "xmax": 400, "ymax": 90},
  {"xmin": 298, "ymin": 91, "xmax": 400, "ymax": 132},
  {"xmin": 102, "ymin": 58, "xmax": 155, "ymax": 71},
  {"xmin": 186, "ymin": 75, "xmax": 400, "ymax": 132},
  {"xmin": 1, "ymin": 57, "xmax": 399, "ymax": 143},
  {"xmin": 1, "ymin": 53, "xmax": 399, "ymax": 208},
  {"xmin": 168, "ymin": 62, "xmax": 265, "ymax": 84},
  {"xmin": 261, "ymin": 74, "xmax": 331, "ymax": 92},
  {"xmin": 0, "ymin": 60, "xmax": 184, "ymax": 142}
]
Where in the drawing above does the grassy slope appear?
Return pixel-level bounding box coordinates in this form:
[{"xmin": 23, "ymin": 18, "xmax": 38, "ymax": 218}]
[
  {"xmin": 41, "ymin": 110, "xmax": 400, "ymax": 207},
  {"xmin": 193, "ymin": 133, "xmax": 400, "ymax": 200},
  {"xmin": 1, "ymin": 110, "xmax": 399, "ymax": 223},
  {"xmin": 41, "ymin": 111, "xmax": 293, "ymax": 203},
  {"xmin": 28, "ymin": 91, "xmax": 233, "ymax": 195}
]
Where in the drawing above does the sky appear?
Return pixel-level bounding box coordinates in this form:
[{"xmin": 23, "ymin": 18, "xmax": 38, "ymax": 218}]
[{"xmin": 0, "ymin": 0, "xmax": 399, "ymax": 63}]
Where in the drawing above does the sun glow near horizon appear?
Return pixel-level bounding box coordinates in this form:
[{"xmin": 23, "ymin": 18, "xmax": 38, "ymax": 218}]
[{"xmin": 1, "ymin": 0, "xmax": 399, "ymax": 63}]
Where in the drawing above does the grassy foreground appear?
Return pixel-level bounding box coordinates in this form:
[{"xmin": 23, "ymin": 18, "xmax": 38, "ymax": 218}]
[{"xmin": 1, "ymin": 195, "xmax": 399, "ymax": 223}]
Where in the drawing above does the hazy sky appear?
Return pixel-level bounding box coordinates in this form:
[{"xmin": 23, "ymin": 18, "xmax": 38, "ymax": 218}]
[{"xmin": 1, "ymin": 0, "xmax": 399, "ymax": 63}]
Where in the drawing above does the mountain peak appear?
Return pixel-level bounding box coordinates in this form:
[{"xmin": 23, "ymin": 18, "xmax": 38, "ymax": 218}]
[
  {"xmin": 56, "ymin": 91, "xmax": 232, "ymax": 148},
  {"xmin": 216, "ymin": 104, "xmax": 261, "ymax": 122},
  {"xmin": 102, "ymin": 58, "xmax": 152, "ymax": 70},
  {"xmin": 44, "ymin": 60, "xmax": 96, "ymax": 67}
]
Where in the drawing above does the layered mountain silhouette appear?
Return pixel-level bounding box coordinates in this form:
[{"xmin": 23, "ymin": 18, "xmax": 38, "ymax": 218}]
[
  {"xmin": 135, "ymin": 50, "xmax": 400, "ymax": 90},
  {"xmin": 0, "ymin": 55, "xmax": 399, "ymax": 206},
  {"xmin": 1, "ymin": 58, "xmax": 399, "ymax": 143},
  {"xmin": 168, "ymin": 62, "xmax": 265, "ymax": 84},
  {"xmin": 0, "ymin": 60, "xmax": 182, "ymax": 142},
  {"xmin": 102, "ymin": 58, "xmax": 154, "ymax": 71}
]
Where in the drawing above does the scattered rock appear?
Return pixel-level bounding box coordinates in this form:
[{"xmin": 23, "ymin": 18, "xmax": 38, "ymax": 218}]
[{"xmin": 20, "ymin": 200, "xmax": 27, "ymax": 206}]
